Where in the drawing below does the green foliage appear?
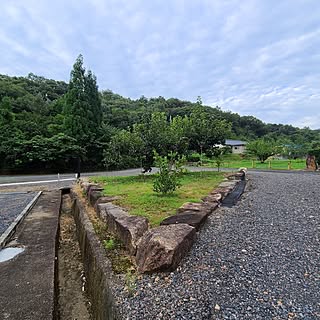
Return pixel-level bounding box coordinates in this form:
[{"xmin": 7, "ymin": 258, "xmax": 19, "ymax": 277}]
[
  {"xmin": 125, "ymin": 269, "xmax": 137, "ymax": 296},
  {"xmin": 308, "ymin": 148, "xmax": 320, "ymax": 165},
  {"xmin": 63, "ymin": 55, "xmax": 103, "ymax": 155},
  {"xmin": 153, "ymin": 152, "xmax": 183, "ymax": 195},
  {"xmin": 246, "ymin": 139, "xmax": 279, "ymax": 163},
  {"xmin": 103, "ymin": 238, "xmax": 116, "ymax": 250},
  {"xmin": 187, "ymin": 105, "xmax": 231, "ymax": 154},
  {"xmin": 103, "ymin": 130, "xmax": 144, "ymax": 169},
  {"xmin": 1, "ymin": 63, "xmax": 320, "ymax": 173}
]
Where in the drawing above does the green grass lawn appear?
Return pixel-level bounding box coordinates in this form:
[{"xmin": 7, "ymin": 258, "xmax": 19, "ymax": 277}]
[
  {"xmin": 203, "ymin": 156, "xmax": 306, "ymax": 170},
  {"xmin": 92, "ymin": 172, "xmax": 224, "ymax": 226}
]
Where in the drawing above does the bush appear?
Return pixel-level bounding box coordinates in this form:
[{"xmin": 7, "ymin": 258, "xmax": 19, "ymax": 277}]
[{"xmin": 153, "ymin": 152, "xmax": 184, "ymax": 195}]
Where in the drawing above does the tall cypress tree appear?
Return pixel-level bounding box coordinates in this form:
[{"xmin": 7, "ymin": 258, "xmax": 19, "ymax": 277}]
[
  {"xmin": 63, "ymin": 55, "xmax": 103, "ymax": 173},
  {"xmin": 63, "ymin": 55, "xmax": 102, "ymax": 151}
]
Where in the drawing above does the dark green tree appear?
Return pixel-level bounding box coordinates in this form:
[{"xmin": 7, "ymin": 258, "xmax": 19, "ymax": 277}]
[
  {"xmin": 63, "ymin": 55, "xmax": 103, "ymax": 172},
  {"xmin": 246, "ymin": 139, "xmax": 278, "ymax": 163}
]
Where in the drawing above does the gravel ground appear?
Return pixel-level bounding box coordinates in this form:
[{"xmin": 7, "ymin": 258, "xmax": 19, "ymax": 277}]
[
  {"xmin": 113, "ymin": 171, "xmax": 320, "ymax": 320},
  {"xmin": 0, "ymin": 181, "xmax": 73, "ymax": 237},
  {"xmin": 0, "ymin": 192, "xmax": 37, "ymax": 235}
]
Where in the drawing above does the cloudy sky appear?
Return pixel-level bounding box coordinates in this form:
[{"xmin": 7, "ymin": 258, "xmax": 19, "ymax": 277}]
[{"xmin": 1, "ymin": 0, "xmax": 320, "ymax": 128}]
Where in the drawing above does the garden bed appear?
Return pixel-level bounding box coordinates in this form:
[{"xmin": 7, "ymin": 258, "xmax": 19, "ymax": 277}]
[{"xmin": 91, "ymin": 171, "xmax": 225, "ymax": 226}]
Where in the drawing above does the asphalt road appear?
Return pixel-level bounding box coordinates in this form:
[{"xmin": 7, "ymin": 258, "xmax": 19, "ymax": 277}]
[
  {"xmin": 1, "ymin": 167, "xmax": 318, "ymax": 186},
  {"xmin": 0, "ymin": 192, "xmax": 37, "ymax": 236},
  {"xmin": 0, "ymin": 168, "xmax": 147, "ymax": 184}
]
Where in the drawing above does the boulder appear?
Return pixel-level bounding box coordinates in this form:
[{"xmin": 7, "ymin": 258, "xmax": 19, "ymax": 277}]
[
  {"xmin": 234, "ymin": 172, "xmax": 245, "ymax": 180},
  {"xmin": 86, "ymin": 184, "xmax": 103, "ymax": 196},
  {"xmin": 306, "ymin": 155, "xmax": 317, "ymax": 171},
  {"xmin": 94, "ymin": 196, "xmax": 121, "ymax": 213},
  {"xmin": 202, "ymin": 193, "xmax": 222, "ymax": 203},
  {"xmin": 177, "ymin": 202, "xmax": 210, "ymax": 213},
  {"xmin": 136, "ymin": 224, "xmax": 196, "ymax": 273},
  {"xmin": 161, "ymin": 210, "xmax": 208, "ymax": 230},
  {"xmin": 218, "ymin": 181, "xmax": 237, "ymax": 189},
  {"xmin": 99, "ymin": 203, "xmax": 148, "ymax": 255},
  {"xmin": 89, "ymin": 190, "xmax": 103, "ymax": 207}
]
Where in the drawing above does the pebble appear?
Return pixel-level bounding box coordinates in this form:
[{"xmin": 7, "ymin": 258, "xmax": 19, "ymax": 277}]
[{"xmin": 111, "ymin": 172, "xmax": 320, "ymax": 319}]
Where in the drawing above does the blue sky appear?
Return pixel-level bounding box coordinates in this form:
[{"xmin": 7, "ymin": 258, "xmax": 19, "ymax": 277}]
[{"xmin": 1, "ymin": 0, "xmax": 320, "ymax": 128}]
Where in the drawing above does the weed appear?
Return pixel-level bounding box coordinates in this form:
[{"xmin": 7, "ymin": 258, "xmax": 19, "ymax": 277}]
[
  {"xmin": 125, "ymin": 268, "xmax": 137, "ymax": 297},
  {"xmin": 103, "ymin": 238, "xmax": 116, "ymax": 250}
]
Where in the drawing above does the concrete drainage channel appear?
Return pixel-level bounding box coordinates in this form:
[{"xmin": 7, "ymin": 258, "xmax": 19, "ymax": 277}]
[{"xmin": 55, "ymin": 188, "xmax": 92, "ymax": 320}]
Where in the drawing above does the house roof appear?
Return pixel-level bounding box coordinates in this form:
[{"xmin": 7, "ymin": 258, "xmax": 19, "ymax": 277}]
[{"xmin": 225, "ymin": 139, "xmax": 247, "ymax": 146}]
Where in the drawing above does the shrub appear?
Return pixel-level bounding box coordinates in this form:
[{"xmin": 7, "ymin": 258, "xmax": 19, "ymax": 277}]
[{"xmin": 153, "ymin": 152, "xmax": 184, "ymax": 195}]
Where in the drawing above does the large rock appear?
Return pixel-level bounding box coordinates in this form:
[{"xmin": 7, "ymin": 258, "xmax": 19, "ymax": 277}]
[
  {"xmin": 89, "ymin": 190, "xmax": 103, "ymax": 207},
  {"xmin": 160, "ymin": 210, "xmax": 209, "ymax": 230},
  {"xmin": 202, "ymin": 193, "xmax": 222, "ymax": 203},
  {"xmin": 136, "ymin": 224, "xmax": 196, "ymax": 273},
  {"xmin": 177, "ymin": 202, "xmax": 211, "ymax": 214},
  {"xmin": 306, "ymin": 155, "xmax": 317, "ymax": 171},
  {"xmin": 218, "ymin": 181, "xmax": 237, "ymax": 189},
  {"xmin": 94, "ymin": 196, "xmax": 121, "ymax": 213},
  {"xmin": 99, "ymin": 203, "xmax": 148, "ymax": 255}
]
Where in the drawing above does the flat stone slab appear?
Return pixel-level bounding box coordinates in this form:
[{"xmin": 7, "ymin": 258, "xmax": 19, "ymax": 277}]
[
  {"xmin": 218, "ymin": 181, "xmax": 238, "ymax": 189},
  {"xmin": 94, "ymin": 196, "xmax": 121, "ymax": 212},
  {"xmin": 99, "ymin": 203, "xmax": 148, "ymax": 255},
  {"xmin": 177, "ymin": 202, "xmax": 210, "ymax": 213},
  {"xmin": 161, "ymin": 210, "xmax": 209, "ymax": 230},
  {"xmin": 136, "ymin": 224, "xmax": 196, "ymax": 273},
  {"xmin": 202, "ymin": 193, "xmax": 222, "ymax": 203}
]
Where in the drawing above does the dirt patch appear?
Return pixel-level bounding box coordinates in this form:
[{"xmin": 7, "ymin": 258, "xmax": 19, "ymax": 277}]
[{"xmin": 57, "ymin": 194, "xmax": 92, "ymax": 320}]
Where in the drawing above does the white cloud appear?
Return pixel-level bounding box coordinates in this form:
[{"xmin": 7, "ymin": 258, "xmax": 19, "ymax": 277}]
[{"xmin": 1, "ymin": 0, "xmax": 320, "ymax": 128}]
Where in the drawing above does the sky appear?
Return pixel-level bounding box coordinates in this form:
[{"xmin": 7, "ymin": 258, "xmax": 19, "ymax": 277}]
[{"xmin": 1, "ymin": 0, "xmax": 320, "ymax": 129}]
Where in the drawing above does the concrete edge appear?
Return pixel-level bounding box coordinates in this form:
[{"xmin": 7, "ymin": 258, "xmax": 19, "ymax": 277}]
[
  {"xmin": 0, "ymin": 191, "xmax": 42, "ymax": 249},
  {"xmin": 70, "ymin": 190, "xmax": 122, "ymax": 320}
]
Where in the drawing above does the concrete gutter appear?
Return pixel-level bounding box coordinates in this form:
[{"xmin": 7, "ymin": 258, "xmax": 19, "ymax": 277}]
[
  {"xmin": 70, "ymin": 190, "xmax": 121, "ymax": 320},
  {"xmin": 0, "ymin": 191, "xmax": 42, "ymax": 249}
]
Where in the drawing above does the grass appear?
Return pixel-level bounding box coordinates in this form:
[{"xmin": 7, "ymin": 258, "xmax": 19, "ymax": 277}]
[
  {"xmin": 203, "ymin": 155, "xmax": 306, "ymax": 170},
  {"xmin": 92, "ymin": 171, "xmax": 224, "ymax": 226}
]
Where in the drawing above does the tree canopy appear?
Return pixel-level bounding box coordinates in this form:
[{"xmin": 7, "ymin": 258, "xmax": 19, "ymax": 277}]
[{"xmin": 0, "ymin": 56, "xmax": 319, "ymax": 173}]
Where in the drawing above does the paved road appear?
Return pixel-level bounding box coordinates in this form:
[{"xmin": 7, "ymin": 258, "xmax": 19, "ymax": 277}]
[
  {"xmin": 116, "ymin": 171, "xmax": 320, "ymax": 319},
  {"xmin": 0, "ymin": 192, "xmax": 37, "ymax": 236},
  {"xmin": 0, "ymin": 168, "xmax": 149, "ymax": 184},
  {"xmin": 1, "ymin": 167, "xmax": 318, "ymax": 186}
]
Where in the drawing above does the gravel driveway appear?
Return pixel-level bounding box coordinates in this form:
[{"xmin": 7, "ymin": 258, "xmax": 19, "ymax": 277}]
[{"xmin": 115, "ymin": 171, "xmax": 320, "ymax": 320}]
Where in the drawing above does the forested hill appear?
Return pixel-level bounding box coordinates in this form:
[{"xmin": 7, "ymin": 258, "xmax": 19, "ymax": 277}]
[
  {"xmin": 0, "ymin": 69, "xmax": 318, "ymax": 173},
  {"xmin": 100, "ymin": 90, "xmax": 316, "ymax": 141}
]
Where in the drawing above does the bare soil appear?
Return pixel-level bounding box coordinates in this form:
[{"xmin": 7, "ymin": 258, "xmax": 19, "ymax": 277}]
[{"xmin": 57, "ymin": 194, "xmax": 92, "ymax": 320}]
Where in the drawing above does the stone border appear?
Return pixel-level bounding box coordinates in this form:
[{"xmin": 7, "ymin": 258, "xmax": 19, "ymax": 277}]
[
  {"xmin": 70, "ymin": 190, "xmax": 121, "ymax": 320},
  {"xmin": 77, "ymin": 169, "xmax": 246, "ymax": 273},
  {"xmin": 0, "ymin": 191, "xmax": 42, "ymax": 249}
]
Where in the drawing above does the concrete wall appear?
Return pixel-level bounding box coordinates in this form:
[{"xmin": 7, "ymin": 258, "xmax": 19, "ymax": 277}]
[
  {"xmin": 70, "ymin": 191, "xmax": 121, "ymax": 320},
  {"xmin": 232, "ymin": 145, "xmax": 246, "ymax": 154}
]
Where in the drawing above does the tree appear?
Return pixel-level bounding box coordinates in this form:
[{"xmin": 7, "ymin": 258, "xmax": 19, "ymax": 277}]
[
  {"xmin": 246, "ymin": 139, "xmax": 278, "ymax": 163},
  {"xmin": 63, "ymin": 55, "xmax": 102, "ymax": 146},
  {"xmin": 103, "ymin": 130, "xmax": 144, "ymax": 169},
  {"xmin": 187, "ymin": 105, "xmax": 231, "ymax": 161},
  {"xmin": 63, "ymin": 55, "xmax": 103, "ymax": 173}
]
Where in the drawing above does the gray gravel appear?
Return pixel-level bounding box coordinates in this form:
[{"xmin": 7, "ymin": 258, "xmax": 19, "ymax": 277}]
[
  {"xmin": 113, "ymin": 171, "xmax": 320, "ymax": 320},
  {"xmin": 0, "ymin": 192, "xmax": 37, "ymax": 235},
  {"xmin": 0, "ymin": 181, "xmax": 73, "ymax": 237}
]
